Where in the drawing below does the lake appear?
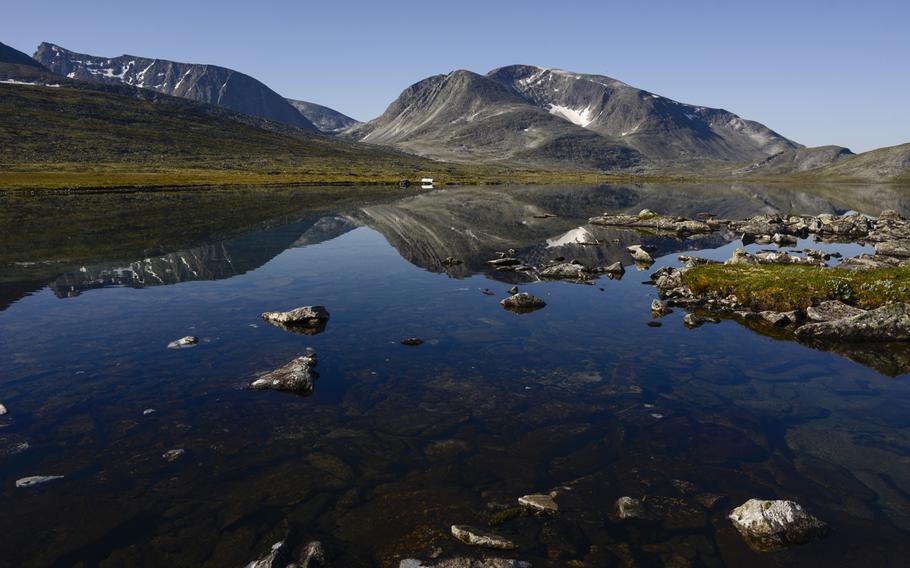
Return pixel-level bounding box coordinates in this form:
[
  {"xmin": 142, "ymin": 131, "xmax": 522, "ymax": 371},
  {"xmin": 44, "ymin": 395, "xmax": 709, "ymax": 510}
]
[{"xmin": 1, "ymin": 183, "xmax": 909, "ymax": 567}]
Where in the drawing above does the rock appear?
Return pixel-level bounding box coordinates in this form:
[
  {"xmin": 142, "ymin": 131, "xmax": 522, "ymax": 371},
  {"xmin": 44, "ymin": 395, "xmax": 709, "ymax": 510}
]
[
  {"xmin": 728, "ymin": 499, "xmax": 829, "ymax": 551},
  {"xmin": 816, "ymin": 212, "xmax": 872, "ymax": 238},
  {"xmin": 481, "ymin": 289, "xmax": 496, "ymax": 296},
  {"xmin": 518, "ymin": 493, "xmax": 558, "ymax": 513},
  {"xmin": 487, "ymin": 258, "xmax": 521, "ymax": 267},
  {"xmin": 651, "ymin": 299, "xmax": 672, "ymax": 317},
  {"xmin": 603, "ymin": 261, "xmax": 625, "ymax": 276},
  {"xmin": 875, "ymin": 240, "xmax": 910, "ymax": 258},
  {"xmin": 250, "ymin": 353, "xmax": 319, "ymax": 393},
  {"xmin": 726, "ymin": 248, "xmax": 759, "ymax": 265},
  {"xmin": 16, "ymin": 475, "xmax": 64, "ymax": 488},
  {"xmin": 163, "ymin": 448, "xmax": 185, "ymax": 462},
  {"xmin": 589, "ymin": 211, "xmax": 712, "ymax": 235},
  {"xmin": 796, "ymin": 302, "xmax": 910, "ymax": 342},
  {"xmin": 838, "ymin": 253, "xmax": 900, "ymax": 270},
  {"xmin": 683, "ymin": 313, "xmax": 706, "ymax": 328},
  {"xmin": 0, "ymin": 403, "xmax": 6, "ymax": 416},
  {"xmin": 261, "ymin": 306, "xmax": 330, "ymax": 335},
  {"xmin": 143, "ymin": 408, "xmax": 156, "ymax": 415},
  {"xmin": 759, "ymin": 310, "xmax": 799, "ymax": 327},
  {"xmin": 167, "ymin": 335, "xmax": 198, "ymax": 349},
  {"xmin": 442, "ymin": 257, "xmax": 463, "ymax": 266},
  {"xmin": 401, "ymin": 558, "xmax": 531, "ymax": 568},
  {"xmin": 450, "ymin": 525, "xmax": 516, "ymax": 549},
  {"xmin": 695, "ymin": 493, "xmax": 726, "ymax": 509},
  {"xmin": 771, "ymin": 233, "xmax": 798, "ymax": 246},
  {"xmin": 401, "ymin": 338, "xmax": 424, "ymax": 346},
  {"xmin": 806, "ymin": 301, "xmax": 866, "ymax": 322},
  {"xmin": 729, "ymin": 215, "xmax": 789, "ymax": 239},
  {"xmin": 678, "ymin": 255, "xmax": 719, "ymax": 268},
  {"xmin": 500, "ymin": 292, "xmax": 546, "ymax": 313},
  {"xmin": 627, "ymin": 245, "xmax": 654, "ymax": 264},
  {"xmin": 615, "ymin": 496, "xmax": 656, "ymax": 521},
  {"xmin": 539, "ymin": 262, "xmax": 589, "ymax": 280},
  {"xmin": 301, "ymin": 541, "xmax": 329, "ymax": 568},
  {"xmin": 507, "ymin": 286, "xmax": 519, "ymax": 295}
]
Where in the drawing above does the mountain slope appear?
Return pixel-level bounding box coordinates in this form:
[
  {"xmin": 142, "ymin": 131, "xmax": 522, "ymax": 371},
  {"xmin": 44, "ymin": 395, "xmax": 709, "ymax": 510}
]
[
  {"xmin": 347, "ymin": 64, "xmax": 800, "ymax": 170},
  {"xmin": 1, "ymin": 41, "xmax": 46, "ymax": 69},
  {"xmin": 489, "ymin": 65, "xmax": 799, "ymax": 163},
  {"xmin": 34, "ymin": 42, "xmax": 317, "ymax": 130},
  {"xmin": 287, "ymin": 99, "xmax": 359, "ymax": 133},
  {"xmin": 797, "ymin": 143, "xmax": 910, "ymax": 182},
  {"xmin": 344, "ymin": 69, "xmax": 641, "ymax": 170},
  {"xmin": 735, "ymin": 145, "xmax": 855, "ymax": 176}
]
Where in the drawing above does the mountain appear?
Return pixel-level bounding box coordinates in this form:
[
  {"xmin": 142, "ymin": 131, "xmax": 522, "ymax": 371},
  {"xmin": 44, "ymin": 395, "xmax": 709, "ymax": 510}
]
[
  {"xmin": 287, "ymin": 99, "xmax": 359, "ymax": 133},
  {"xmin": 34, "ymin": 42, "xmax": 317, "ymax": 130},
  {"xmin": 344, "ymin": 69, "xmax": 642, "ymax": 170},
  {"xmin": 734, "ymin": 145, "xmax": 855, "ymax": 176},
  {"xmin": 0, "ymin": 41, "xmax": 46, "ymax": 69},
  {"xmin": 345, "ymin": 64, "xmax": 800, "ymax": 170},
  {"xmin": 795, "ymin": 143, "xmax": 910, "ymax": 182}
]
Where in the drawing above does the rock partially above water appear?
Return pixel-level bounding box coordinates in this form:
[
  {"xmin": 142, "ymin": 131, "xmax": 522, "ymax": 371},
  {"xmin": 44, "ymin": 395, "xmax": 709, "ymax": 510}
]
[
  {"xmin": 250, "ymin": 353, "xmax": 319, "ymax": 393},
  {"xmin": 0, "ymin": 403, "xmax": 7, "ymax": 416},
  {"xmin": 518, "ymin": 493, "xmax": 559, "ymax": 514},
  {"xmin": 450, "ymin": 525, "xmax": 516, "ymax": 549},
  {"xmin": 16, "ymin": 475, "xmax": 63, "ymax": 488},
  {"xmin": 500, "ymin": 292, "xmax": 546, "ymax": 313},
  {"xmin": 589, "ymin": 210, "xmax": 712, "ymax": 236},
  {"xmin": 728, "ymin": 499, "xmax": 829, "ymax": 551},
  {"xmin": 261, "ymin": 306, "xmax": 330, "ymax": 335},
  {"xmin": 651, "ymin": 299, "xmax": 672, "ymax": 317},
  {"xmin": 401, "ymin": 338, "xmax": 425, "ymax": 346},
  {"xmin": 167, "ymin": 335, "xmax": 198, "ymax": 349},
  {"xmin": 163, "ymin": 448, "xmax": 185, "ymax": 462},
  {"xmin": 796, "ymin": 302, "xmax": 910, "ymax": 342},
  {"xmin": 627, "ymin": 245, "xmax": 654, "ymax": 264}
]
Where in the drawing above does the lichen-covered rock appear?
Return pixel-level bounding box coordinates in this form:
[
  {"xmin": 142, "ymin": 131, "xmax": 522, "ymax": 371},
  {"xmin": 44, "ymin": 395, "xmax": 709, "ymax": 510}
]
[
  {"xmin": 874, "ymin": 240, "xmax": 910, "ymax": 258},
  {"xmin": 806, "ymin": 301, "xmax": 866, "ymax": 322},
  {"xmin": 450, "ymin": 525, "xmax": 516, "ymax": 549},
  {"xmin": 815, "ymin": 212, "xmax": 872, "ymax": 238},
  {"xmin": 539, "ymin": 262, "xmax": 589, "ymax": 280},
  {"xmin": 518, "ymin": 493, "xmax": 558, "ymax": 513},
  {"xmin": 250, "ymin": 353, "xmax": 319, "ymax": 393},
  {"xmin": 728, "ymin": 499, "xmax": 829, "ymax": 551},
  {"xmin": 726, "ymin": 248, "xmax": 759, "ymax": 265},
  {"xmin": 500, "ymin": 292, "xmax": 546, "ymax": 313},
  {"xmin": 795, "ymin": 302, "xmax": 910, "ymax": 342}
]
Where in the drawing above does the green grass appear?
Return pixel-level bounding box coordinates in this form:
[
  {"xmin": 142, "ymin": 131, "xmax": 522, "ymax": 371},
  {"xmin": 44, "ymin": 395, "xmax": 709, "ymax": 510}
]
[{"xmin": 682, "ymin": 264, "xmax": 910, "ymax": 312}]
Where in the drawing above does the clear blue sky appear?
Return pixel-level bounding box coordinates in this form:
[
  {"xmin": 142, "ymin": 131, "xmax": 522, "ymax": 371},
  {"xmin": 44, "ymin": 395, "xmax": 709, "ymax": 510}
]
[{"xmin": 5, "ymin": 0, "xmax": 908, "ymax": 152}]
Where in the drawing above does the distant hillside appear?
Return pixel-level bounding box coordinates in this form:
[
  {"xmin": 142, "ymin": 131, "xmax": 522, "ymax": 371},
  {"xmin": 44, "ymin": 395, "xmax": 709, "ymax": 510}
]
[
  {"xmin": 287, "ymin": 99, "xmax": 359, "ymax": 133},
  {"xmin": 735, "ymin": 145, "xmax": 855, "ymax": 176},
  {"xmin": 34, "ymin": 42, "xmax": 317, "ymax": 130},
  {"xmin": 798, "ymin": 143, "xmax": 910, "ymax": 182}
]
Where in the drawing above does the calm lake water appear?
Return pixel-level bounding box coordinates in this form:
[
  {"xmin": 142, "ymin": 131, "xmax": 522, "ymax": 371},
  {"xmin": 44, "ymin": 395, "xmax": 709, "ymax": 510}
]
[{"xmin": 1, "ymin": 184, "xmax": 909, "ymax": 567}]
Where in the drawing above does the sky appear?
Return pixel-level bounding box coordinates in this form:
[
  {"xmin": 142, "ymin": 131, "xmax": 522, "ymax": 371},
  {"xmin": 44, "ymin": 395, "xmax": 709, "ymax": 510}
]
[{"xmin": 5, "ymin": 0, "xmax": 908, "ymax": 152}]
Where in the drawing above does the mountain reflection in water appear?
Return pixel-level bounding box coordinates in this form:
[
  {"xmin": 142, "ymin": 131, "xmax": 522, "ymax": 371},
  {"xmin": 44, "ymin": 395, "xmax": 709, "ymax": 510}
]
[{"xmin": 0, "ymin": 184, "xmax": 909, "ymax": 567}]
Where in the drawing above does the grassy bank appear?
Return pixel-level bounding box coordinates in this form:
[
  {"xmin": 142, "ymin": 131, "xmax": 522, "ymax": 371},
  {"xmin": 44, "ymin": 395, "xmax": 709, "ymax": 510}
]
[{"xmin": 681, "ymin": 264, "xmax": 910, "ymax": 312}]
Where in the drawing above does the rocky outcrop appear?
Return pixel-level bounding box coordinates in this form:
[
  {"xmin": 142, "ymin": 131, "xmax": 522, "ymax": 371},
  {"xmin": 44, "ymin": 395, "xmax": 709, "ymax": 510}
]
[
  {"xmin": 589, "ymin": 210, "xmax": 712, "ymax": 236},
  {"xmin": 262, "ymin": 306, "xmax": 330, "ymax": 335},
  {"xmin": 250, "ymin": 353, "xmax": 319, "ymax": 394},
  {"xmin": 806, "ymin": 301, "xmax": 866, "ymax": 322},
  {"xmin": 728, "ymin": 499, "xmax": 829, "ymax": 551},
  {"xmin": 795, "ymin": 302, "xmax": 910, "ymax": 342},
  {"xmin": 500, "ymin": 293, "xmax": 546, "ymax": 313},
  {"xmin": 450, "ymin": 525, "xmax": 516, "ymax": 549}
]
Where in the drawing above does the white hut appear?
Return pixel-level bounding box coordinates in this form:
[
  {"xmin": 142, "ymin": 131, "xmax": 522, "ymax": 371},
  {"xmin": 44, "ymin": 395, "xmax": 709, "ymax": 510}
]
[{"xmin": 420, "ymin": 177, "xmax": 435, "ymax": 189}]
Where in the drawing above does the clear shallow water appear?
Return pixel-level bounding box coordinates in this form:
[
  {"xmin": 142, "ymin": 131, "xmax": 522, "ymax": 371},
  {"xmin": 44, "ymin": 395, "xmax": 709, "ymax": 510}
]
[{"xmin": 1, "ymin": 184, "xmax": 909, "ymax": 567}]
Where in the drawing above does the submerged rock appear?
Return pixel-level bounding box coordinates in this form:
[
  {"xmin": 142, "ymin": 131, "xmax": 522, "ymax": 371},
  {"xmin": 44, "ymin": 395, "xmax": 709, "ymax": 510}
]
[
  {"xmin": 627, "ymin": 245, "xmax": 654, "ymax": 264},
  {"xmin": 163, "ymin": 448, "xmax": 185, "ymax": 462},
  {"xmin": 614, "ymin": 496, "xmax": 656, "ymax": 521},
  {"xmin": 806, "ymin": 301, "xmax": 866, "ymax": 322},
  {"xmin": 518, "ymin": 493, "xmax": 558, "ymax": 514},
  {"xmin": 250, "ymin": 353, "xmax": 319, "ymax": 393},
  {"xmin": 796, "ymin": 302, "xmax": 910, "ymax": 342},
  {"xmin": 401, "ymin": 338, "xmax": 425, "ymax": 346},
  {"xmin": 167, "ymin": 335, "xmax": 198, "ymax": 349},
  {"xmin": 728, "ymin": 499, "xmax": 829, "ymax": 551},
  {"xmin": 16, "ymin": 475, "xmax": 64, "ymax": 488},
  {"xmin": 450, "ymin": 525, "xmax": 516, "ymax": 549},
  {"xmin": 245, "ymin": 540, "xmax": 328, "ymax": 568},
  {"xmin": 401, "ymin": 558, "xmax": 530, "ymax": 568},
  {"xmin": 500, "ymin": 292, "xmax": 546, "ymax": 313}
]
